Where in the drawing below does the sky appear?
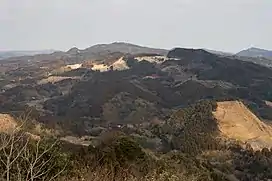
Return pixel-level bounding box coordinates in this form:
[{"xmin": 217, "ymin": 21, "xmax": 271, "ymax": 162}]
[{"xmin": 0, "ymin": 0, "xmax": 271, "ymax": 53}]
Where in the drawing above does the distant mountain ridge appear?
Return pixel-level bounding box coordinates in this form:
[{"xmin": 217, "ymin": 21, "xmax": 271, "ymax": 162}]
[
  {"xmin": 236, "ymin": 47, "xmax": 272, "ymax": 58},
  {"xmin": 67, "ymin": 42, "xmax": 168, "ymax": 56},
  {"xmin": 2, "ymin": 43, "xmax": 272, "ymax": 69},
  {"xmin": 0, "ymin": 50, "xmax": 56, "ymax": 60},
  {"xmin": 234, "ymin": 47, "xmax": 272, "ymax": 67}
]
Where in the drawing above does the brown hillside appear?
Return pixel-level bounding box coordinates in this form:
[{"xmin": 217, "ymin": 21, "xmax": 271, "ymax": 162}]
[{"xmin": 213, "ymin": 101, "xmax": 272, "ymax": 150}]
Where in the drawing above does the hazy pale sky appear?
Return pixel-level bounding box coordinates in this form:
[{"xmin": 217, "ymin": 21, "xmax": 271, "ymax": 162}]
[{"xmin": 0, "ymin": 0, "xmax": 271, "ymax": 52}]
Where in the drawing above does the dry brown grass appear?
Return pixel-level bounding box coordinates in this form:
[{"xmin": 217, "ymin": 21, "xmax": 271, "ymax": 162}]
[
  {"xmin": 213, "ymin": 101, "xmax": 272, "ymax": 150},
  {"xmin": 0, "ymin": 114, "xmax": 17, "ymax": 133},
  {"xmin": 0, "ymin": 111, "xmax": 55, "ymax": 141}
]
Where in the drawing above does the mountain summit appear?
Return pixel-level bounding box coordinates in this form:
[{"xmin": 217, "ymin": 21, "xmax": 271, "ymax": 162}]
[{"xmin": 81, "ymin": 42, "xmax": 168, "ymax": 56}]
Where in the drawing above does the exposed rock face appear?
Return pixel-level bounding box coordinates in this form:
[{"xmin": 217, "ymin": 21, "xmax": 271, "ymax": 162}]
[
  {"xmin": 111, "ymin": 57, "xmax": 129, "ymax": 71},
  {"xmin": 65, "ymin": 63, "xmax": 82, "ymax": 70}
]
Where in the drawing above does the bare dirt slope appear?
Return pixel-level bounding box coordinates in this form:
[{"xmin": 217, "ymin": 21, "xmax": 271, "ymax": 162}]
[
  {"xmin": 213, "ymin": 101, "xmax": 272, "ymax": 150},
  {"xmin": 38, "ymin": 76, "xmax": 81, "ymax": 85}
]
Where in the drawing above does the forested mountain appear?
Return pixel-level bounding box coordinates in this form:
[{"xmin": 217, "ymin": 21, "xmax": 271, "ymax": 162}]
[{"xmin": 1, "ymin": 43, "xmax": 272, "ymax": 180}]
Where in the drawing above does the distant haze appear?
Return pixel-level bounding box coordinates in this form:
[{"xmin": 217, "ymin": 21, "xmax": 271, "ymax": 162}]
[{"xmin": 0, "ymin": 0, "xmax": 271, "ymax": 53}]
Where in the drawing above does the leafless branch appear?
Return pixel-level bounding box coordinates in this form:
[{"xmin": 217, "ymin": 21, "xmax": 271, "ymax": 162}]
[{"xmin": 0, "ymin": 125, "xmax": 65, "ymax": 181}]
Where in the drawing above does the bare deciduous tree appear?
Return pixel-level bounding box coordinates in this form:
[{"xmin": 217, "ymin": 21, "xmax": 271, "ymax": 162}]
[{"xmin": 0, "ymin": 125, "xmax": 66, "ymax": 181}]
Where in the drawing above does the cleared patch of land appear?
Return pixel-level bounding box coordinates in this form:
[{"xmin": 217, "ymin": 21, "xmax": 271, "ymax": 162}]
[{"xmin": 213, "ymin": 101, "xmax": 272, "ymax": 150}]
